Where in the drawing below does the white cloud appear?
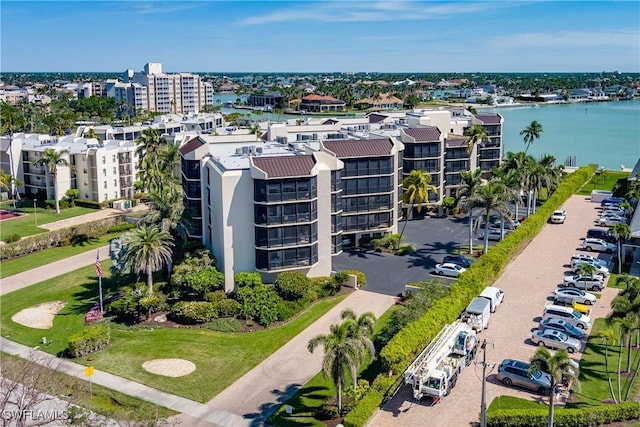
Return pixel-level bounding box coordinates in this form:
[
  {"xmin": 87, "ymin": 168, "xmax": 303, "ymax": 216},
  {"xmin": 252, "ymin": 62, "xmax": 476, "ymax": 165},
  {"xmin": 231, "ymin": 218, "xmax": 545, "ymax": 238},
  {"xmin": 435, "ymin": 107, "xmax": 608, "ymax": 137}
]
[
  {"xmin": 236, "ymin": 1, "xmax": 511, "ymax": 25},
  {"xmin": 488, "ymin": 30, "xmax": 640, "ymax": 50},
  {"xmin": 133, "ymin": 2, "xmax": 199, "ymax": 15}
]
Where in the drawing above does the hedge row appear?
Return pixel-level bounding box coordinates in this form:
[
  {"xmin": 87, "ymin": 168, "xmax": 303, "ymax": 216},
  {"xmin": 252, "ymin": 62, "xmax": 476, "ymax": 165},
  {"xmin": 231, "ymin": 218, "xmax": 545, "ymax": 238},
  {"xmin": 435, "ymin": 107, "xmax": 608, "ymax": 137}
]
[
  {"xmin": 68, "ymin": 323, "xmax": 111, "ymax": 358},
  {"xmin": 75, "ymin": 199, "xmax": 103, "ymax": 209},
  {"xmin": 343, "ymin": 165, "xmax": 596, "ymax": 427},
  {"xmin": 0, "ymin": 216, "xmax": 128, "ymax": 260},
  {"xmin": 487, "ymin": 402, "xmax": 640, "ymax": 427}
]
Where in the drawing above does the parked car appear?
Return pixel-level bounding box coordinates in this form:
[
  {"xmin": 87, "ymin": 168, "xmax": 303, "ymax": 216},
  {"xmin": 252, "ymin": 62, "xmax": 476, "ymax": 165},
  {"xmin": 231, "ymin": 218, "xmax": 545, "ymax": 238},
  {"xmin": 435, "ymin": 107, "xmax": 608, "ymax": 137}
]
[
  {"xmin": 571, "ymin": 260, "xmax": 610, "ymax": 276},
  {"xmin": 549, "ymin": 210, "xmax": 567, "ymax": 224},
  {"xmin": 531, "ymin": 329, "xmax": 582, "ymax": 353},
  {"xmin": 554, "ymin": 288, "xmax": 597, "ymax": 305},
  {"xmin": 553, "ymin": 298, "xmax": 591, "ymax": 315},
  {"xmin": 496, "ymin": 359, "xmax": 552, "ymax": 394},
  {"xmin": 443, "ymin": 254, "xmax": 476, "ymax": 268},
  {"xmin": 582, "ymin": 238, "xmax": 616, "ymax": 254},
  {"xmin": 543, "ymin": 304, "xmax": 592, "ymax": 329},
  {"xmin": 538, "ymin": 318, "xmax": 587, "ymax": 340},
  {"xmin": 490, "ymin": 219, "xmax": 520, "ymax": 230},
  {"xmin": 586, "ymin": 228, "xmax": 617, "ymax": 244},
  {"xmin": 601, "ymin": 206, "xmax": 629, "ymax": 216},
  {"xmin": 562, "ymin": 274, "xmax": 605, "ymax": 292},
  {"xmin": 600, "ymin": 197, "xmax": 626, "ymax": 207},
  {"xmin": 481, "ymin": 229, "xmax": 512, "ymax": 241},
  {"xmin": 598, "ymin": 216, "xmax": 626, "ymax": 227},
  {"xmin": 570, "ymin": 254, "xmax": 608, "ymax": 268},
  {"xmin": 434, "ymin": 263, "xmax": 466, "ymax": 277}
]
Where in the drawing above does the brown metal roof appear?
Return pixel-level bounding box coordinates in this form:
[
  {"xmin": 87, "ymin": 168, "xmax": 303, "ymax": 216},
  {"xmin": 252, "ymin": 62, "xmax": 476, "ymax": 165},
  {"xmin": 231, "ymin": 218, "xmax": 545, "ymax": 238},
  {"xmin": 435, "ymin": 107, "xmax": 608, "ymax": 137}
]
[
  {"xmin": 368, "ymin": 113, "xmax": 388, "ymax": 123},
  {"xmin": 403, "ymin": 127, "xmax": 441, "ymax": 142},
  {"xmin": 474, "ymin": 114, "xmax": 502, "ymax": 125},
  {"xmin": 252, "ymin": 155, "xmax": 315, "ymax": 178},
  {"xmin": 446, "ymin": 136, "xmax": 468, "ymax": 148},
  {"xmin": 179, "ymin": 137, "xmax": 205, "ymax": 155},
  {"xmin": 322, "ymin": 138, "xmax": 393, "ymax": 158}
]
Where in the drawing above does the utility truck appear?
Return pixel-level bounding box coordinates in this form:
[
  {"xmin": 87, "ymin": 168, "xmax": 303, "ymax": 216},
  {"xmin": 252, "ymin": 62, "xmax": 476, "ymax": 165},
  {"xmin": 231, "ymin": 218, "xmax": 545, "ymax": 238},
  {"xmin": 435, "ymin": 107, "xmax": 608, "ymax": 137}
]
[{"xmin": 404, "ymin": 321, "xmax": 478, "ymax": 401}]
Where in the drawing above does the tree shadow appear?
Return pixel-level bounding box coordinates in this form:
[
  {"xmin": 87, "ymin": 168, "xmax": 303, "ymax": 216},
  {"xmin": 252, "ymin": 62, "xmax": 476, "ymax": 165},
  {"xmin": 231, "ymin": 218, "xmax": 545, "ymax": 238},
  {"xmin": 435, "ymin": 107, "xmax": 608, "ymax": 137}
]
[
  {"xmin": 70, "ymin": 233, "xmax": 98, "ymax": 246},
  {"xmin": 244, "ymin": 383, "xmax": 313, "ymax": 425},
  {"xmin": 345, "ymin": 248, "xmax": 385, "ymax": 259}
]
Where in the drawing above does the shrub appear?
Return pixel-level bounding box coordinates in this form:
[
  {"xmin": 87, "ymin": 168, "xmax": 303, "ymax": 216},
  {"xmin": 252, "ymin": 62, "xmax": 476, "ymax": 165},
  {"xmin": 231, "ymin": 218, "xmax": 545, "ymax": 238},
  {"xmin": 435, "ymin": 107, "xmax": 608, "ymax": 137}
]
[
  {"xmin": 235, "ymin": 284, "xmax": 282, "ymax": 326},
  {"xmin": 169, "ymin": 301, "xmax": 219, "ymax": 324},
  {"xmin": 274, "ymin": 271, "xmax": 311, "ymax": 300},
  {"xmin": 341, "ymin": 270, "xmax": 367, "ymax": 287},
  {"xmin": 397, "ymin": 243, "xmax": 416, "ymax": 256},
  {"xmin": 234, "ymin": 271, "xmax": 263, "ymax": 288},
  {"xmin": 371, "ymin": 233, "xmax": 401, "ymax": 251},
  {"xmin": 204, "ymin": 290, "xmax": 227, "ymax": 303},
  {"xmin": 68, "ymin": 323, "xmax": 111, "ymax": 358},
  {"xmin": 4, "ymin": 233, "xmax": 21, "ymax": 243},
  {"xmin": 44, "ymin": 199, "xmax": 56, "ymax": 210},
  {"xmin": 74, "ymin": 199, "xmax": 103, "ymax": 209},
  {"xmin": 216, "ymin": 298, "xmax": 241, "ymax": 318},
  {"xmin": 276, "ymin": 297, "xmax": 311, "ymax": 321},
  {"xmin": 107, "ymin": 223, "xmax": 134, "ymax": 233}
]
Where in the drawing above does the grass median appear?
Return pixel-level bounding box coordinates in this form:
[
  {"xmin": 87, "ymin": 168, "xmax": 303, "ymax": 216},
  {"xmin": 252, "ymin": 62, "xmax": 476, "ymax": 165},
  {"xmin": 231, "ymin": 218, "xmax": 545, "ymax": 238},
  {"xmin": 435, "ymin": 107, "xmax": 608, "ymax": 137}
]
[
  {"xmin": 0, "ymin": 204, "xmax": 97, "ymax": 241},
  {"xmin": 0, "ymin": 261, "xmax": 347, "ymax": 402}
]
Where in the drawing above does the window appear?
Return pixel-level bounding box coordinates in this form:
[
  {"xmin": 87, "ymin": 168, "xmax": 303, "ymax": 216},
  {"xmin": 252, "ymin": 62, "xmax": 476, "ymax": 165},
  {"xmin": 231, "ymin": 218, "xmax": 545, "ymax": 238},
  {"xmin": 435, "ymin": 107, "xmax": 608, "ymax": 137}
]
[
  {"xmin": 112, "ymin": 155, "xmax": 116, "ymax": 162},
  {"xmin": 102, "ymin": 156, "xmax": 106, "ymax": 164},
  {"xmin": 104, "ymin": 181, "xmax": 107, "ymax": 189},
  {"xmin": 113, "ymin": 167, "xmax": 117, "ymax": 174}
]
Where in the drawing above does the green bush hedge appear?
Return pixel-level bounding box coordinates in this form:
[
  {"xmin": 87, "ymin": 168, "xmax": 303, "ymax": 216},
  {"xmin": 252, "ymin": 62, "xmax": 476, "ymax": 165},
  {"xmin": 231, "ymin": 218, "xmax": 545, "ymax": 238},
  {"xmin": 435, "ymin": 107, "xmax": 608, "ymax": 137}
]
[
  {"xmin": 106, "ymin": 223, "xmax": 135, "ymax": 233},
  {"xmin": 4, "ymin": 233, "xmax": 21, "ymax": 244},
  {"xmin": 0, "ymin": 216, "xmax": 128, "ymax": 260},
  {"xmin": 487, "ymin": 402, "xmax": 640, "ymax": 427},
  {"xmin": 169, "ymin": 301, "xmax": 219, "ymax": 324},
  {"xmin": 68, "ymin": 323, "xmax": 111, "ymax": 358},
  {"xmin": 343, "ymin": 165, "xmax": 596, "ymax": 427},
  {"xmin": 74, "ymin": 199, "xmax": 103, "ymax": 209},
  {"xmin": 342, "ymin": 270, "xmax": 367, "ymax": 286}
]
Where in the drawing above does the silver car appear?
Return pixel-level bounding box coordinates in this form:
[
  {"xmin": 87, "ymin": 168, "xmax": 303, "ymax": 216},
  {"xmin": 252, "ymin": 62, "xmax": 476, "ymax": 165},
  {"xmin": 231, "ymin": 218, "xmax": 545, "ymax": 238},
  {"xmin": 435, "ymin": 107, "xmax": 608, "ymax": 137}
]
[
  {"xmin": 531, "ymin": 329, "xmax": 581, "ymax": 353},
  {"xmin": 562, "ymin": 274, "xmax": 604, "ymax": 292},
  {"xmin": 570, "ymin": 254, "xmax": 608, "ymax": 268},
  {"xmin": 434, "ymin": 263, "xmax": 466, "ymax": 277},
  {"xmin": 571, "ymin": 260, "xmax": 610, "ymax": 276},
  {"xmin": 554, "ymin": 288, "xmax": 597, "ymax": 305}
]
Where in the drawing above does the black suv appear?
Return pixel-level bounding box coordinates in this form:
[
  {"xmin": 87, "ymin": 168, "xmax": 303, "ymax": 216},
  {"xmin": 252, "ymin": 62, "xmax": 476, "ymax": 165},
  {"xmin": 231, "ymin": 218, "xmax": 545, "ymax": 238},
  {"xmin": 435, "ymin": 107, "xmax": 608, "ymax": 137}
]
[
  {"xmin": 586, "ymin": 228, "xmax": 616, "ymax": 243},
  {"xmin": 443, "ymin": 254, "xmax": 476, "ymax": 268}
]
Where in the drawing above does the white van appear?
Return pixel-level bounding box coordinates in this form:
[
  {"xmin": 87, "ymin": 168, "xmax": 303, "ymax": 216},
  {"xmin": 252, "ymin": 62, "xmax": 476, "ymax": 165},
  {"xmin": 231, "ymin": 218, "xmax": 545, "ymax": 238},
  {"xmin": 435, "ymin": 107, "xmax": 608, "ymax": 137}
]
[
  {"xmin": 479, "ymin": 287, "xmax": 505, "ymax": 313},
  {"xmin": 463, "ymin": 297, "xmax": 491, "ymax": 331}
]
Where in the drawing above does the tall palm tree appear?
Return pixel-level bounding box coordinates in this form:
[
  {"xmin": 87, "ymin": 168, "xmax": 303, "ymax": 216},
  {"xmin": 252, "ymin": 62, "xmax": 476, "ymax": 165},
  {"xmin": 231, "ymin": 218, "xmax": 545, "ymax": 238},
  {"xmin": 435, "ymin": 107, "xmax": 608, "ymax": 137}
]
[
  {"xmin": 31, "ymin": 147, "xmax": 70, "ymax": 214},
  {"xmin": 466, "ymin": 179, "xmax": 513, "ymax": 253},
  {"xmin": 610, "ymin": 223, "xmax": 631, "ymax": 274},
  {"xmin": 457, "ymin": 169, "xmax": 483, "ymax": 254},
  {"xmin": 463, "ymin": 124, "xmax": 487, "ymax": 154},
  {"xmin": 307, "ymin": 314, "xmax": 376, "ymax": 415},
  {"xmin": 140, "ymin": 187, "xmax": 186, "ymax": 239},
  {"xmin": 1, "ymin": 102, "xmax": 25, "ymax": 202},
  {"xmin": 400, "ymin": 170, "xmax": 437, "ymax": 239},
  {"xmin": 520, "ymin": 120, "xmax": 543, "ymax": 154},
  {"xmin": 599, "ymin": 328, "xmax": 619, "ymax": 403},
  {"xmin": 136, "ymin": 128, "xmax": 167, "ymax": 193},
  {"xmin": 338, "ymin": 309, "xmax": 376, "ymax": 388},
  {"xmin": 529, "ymin": 347, "xmax": 579, "ymax": 427},
  {"xmin": 501, "ymin": 151, "xmax": 534, "ymax": 219},
  {"xmin": 121, "ymin": 225, "xmax": 174, "ymax": 296}
]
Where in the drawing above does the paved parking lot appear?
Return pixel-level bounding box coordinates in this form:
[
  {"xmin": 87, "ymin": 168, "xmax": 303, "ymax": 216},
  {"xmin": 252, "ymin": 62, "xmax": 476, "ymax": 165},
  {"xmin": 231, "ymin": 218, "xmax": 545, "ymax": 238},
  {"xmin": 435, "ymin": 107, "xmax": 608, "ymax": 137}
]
[{"xmin": 368, "ymin": 195, "xmax": 618, "ymax": 427}]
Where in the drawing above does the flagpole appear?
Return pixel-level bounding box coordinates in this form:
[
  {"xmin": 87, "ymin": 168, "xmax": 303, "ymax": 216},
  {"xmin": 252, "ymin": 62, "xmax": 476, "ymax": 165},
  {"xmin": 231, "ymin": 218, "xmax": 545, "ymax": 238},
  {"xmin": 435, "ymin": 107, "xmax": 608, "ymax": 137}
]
[{"xmin": 96, "ymin": 250, "xmax": 104, "ymax": 313}]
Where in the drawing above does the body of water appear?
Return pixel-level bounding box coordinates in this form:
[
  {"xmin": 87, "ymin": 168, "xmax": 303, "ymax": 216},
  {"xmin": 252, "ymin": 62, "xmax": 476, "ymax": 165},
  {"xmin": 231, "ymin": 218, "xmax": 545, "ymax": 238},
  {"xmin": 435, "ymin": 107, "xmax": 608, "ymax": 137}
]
[
  {"xmin": 213, "ymin": 94, "xmax": 640, "ymax": 171},
  {"xmin": 486, "ymin": 100, "xmax": 640, "ymax": 171}
]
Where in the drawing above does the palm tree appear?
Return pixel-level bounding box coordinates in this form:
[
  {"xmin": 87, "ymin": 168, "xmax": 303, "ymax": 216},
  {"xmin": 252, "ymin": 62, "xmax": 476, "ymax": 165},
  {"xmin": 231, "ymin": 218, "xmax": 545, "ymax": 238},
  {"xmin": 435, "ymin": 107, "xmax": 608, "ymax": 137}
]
[
  {"xmin": 307, "ymin": 314, "xmax": 376, "ymax": 415},
  {"xmin": 121, "ymin": 225, "xmax": 174, "ymax": 296},
  {"xmin": 136, "ymin": 128, "xmax": 167, "ymax": 193},
  {"xmin": 463, "ymin": 124, "xmax": 487, "ymax": 154},
  {"xmin": 576, "ymin": 262, "xmax": 597, "ymax": 278},
  {"xmin": 520, "ymin": 120, "xmax": 543, "ymax": 154},
  {"xmin": 599, "ymin": 328, "xmax": 619, "ymax": 403},
  {"xmin": 610, "ymin": 224, "xmax": 631, "ymax": 274},
  {"xmin": 338, "ymin": 309, "xmax": 376, "ymax": 388},
  {"xmin": 84, "ymin": 127, "xmax": 99, "ymax": 141},
  {"xmin": 140, "ymin": 187, "xmax": 185, "ymax": 239},
  {"xmin": 529, "ymin": 347, "xmax": 579, "ymax": 427},
  {"xmin": 466, "ymin": 179, "xmax": 513, "ymax": 253},
  {"xmin": 400, "ymin": 170, "xmax": 438, "ymax": 239},
  {"xmin": 457, "ymin": 169, "xmax": 483, "ymax": 254},
  {"xmin": 31, "ymin": 147, "xmax": 70, "ymax": 214},
  {"xmin": 501, "ymin": 151, "xmax": 534, "ymax": 219}
]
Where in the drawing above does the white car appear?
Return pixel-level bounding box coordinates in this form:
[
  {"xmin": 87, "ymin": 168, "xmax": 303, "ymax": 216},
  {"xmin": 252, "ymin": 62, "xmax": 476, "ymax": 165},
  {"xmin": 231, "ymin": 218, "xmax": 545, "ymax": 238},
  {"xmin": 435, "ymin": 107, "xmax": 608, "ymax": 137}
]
[
  {"xmin": 582, "ymin": 238, "xmax": 616, "ymax": 254},
  {"xmin": 598, "ymin": 215, "xmax": 626, "ymax": 227},
  {"xmin": 549, "ymin": 210, "xmax": 566, "ymax": 224},
  {"xmin": 562, "ymin": 274, "xmax": 605, "ymax": 292},
  {"xmin": 481, "ymin": 229, "xmax": 512, "ymax": 241},
  {"xmin": 601, "ymin": 206, "xmax": 628, "ymax": 216},
  {"xmin": 554, "ymin": 288, "xmax": 597, "ymax": 305},
  {"xmin": 531, "ymin": 329, "xmax": 582, "ymax": 353},
  {"xmin": 434, "ymin": 263, "xmax": 466, "ymax": 277},
  {"xmin": 571, "ymin": 260, "xmax": 610, "ymax": 276},
  {"xmin": 571, "ymin": 254, "xmax": 608, "ymax": 268}
]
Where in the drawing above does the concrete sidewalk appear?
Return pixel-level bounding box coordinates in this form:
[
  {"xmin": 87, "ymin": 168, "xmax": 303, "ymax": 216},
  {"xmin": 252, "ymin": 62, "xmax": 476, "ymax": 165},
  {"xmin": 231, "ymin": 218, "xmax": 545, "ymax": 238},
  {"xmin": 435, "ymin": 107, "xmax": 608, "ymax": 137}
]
[
  {"xmin": 1, "ymin": 338, "xmax": 244, "ymax": 427},
  {"xmin": 40, "ymin": 204, "xmax": 148, "ymax": 232},
  {"xmin": 1, "ymin": 245, "xmax": 111, "ymax": 296},
  {"xmin": 206, "ymin": 289, "xmax": 397, "ymax": 423}
]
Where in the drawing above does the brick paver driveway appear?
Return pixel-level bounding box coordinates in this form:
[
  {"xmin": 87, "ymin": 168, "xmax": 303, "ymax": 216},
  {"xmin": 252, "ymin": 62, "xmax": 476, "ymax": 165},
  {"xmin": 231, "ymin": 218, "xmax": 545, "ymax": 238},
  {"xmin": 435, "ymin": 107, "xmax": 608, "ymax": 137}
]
[{"xmin": 369, "ymin": 195, "xmax": 618, "ymax": 427}]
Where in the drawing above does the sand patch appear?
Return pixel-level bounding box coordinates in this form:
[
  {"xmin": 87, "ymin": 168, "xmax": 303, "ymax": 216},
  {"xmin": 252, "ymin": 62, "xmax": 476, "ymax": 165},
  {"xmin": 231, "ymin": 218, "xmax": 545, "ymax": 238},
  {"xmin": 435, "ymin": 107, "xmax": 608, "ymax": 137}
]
[
  {"xmin": 11, "ymin": 301, "xmax": 67, "ymax": 329},
  {"xmin": 142, "ymin": 359, "xmax": 196, "ymax": 377}
]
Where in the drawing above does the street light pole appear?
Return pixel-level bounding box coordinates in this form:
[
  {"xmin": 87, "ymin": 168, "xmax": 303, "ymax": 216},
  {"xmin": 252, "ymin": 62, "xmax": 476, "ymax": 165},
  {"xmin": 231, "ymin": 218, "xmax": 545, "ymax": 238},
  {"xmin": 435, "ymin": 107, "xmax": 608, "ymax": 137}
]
[
  {"xmin": 33, "ymin": 199, "xmax": 37, "ymax": 226},
  {"xmin": 478, "ymin": 339, "xmax": 495, "ymax": 427}
]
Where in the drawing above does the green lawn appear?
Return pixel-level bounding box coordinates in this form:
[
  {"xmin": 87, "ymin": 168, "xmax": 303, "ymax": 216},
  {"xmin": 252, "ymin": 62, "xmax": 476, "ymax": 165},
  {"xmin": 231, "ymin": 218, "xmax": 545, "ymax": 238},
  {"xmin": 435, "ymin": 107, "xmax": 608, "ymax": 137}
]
[
  {"xmin": 488, "ymin": 395, "xmax": 546, "ymax": 411},
  {"xmin": 0, "ymin": 233, "xmax": 120, "ymax": 279},
  {"xmin": 0, "ymin": 204, "xmax": 96, "ymax": 241},
  {"xmin": 0, "ymin": 263, "xmax": 346, "ymax": 403},
  {"xmin": 267, "ymin": 305, "xmax": 401, "ymax": 426},
  {"xmin": 576, "ymin": 170, "xmax": 629, "ymax": 196},
  {"xmin": 1, "ymin": 352, "xmax": 177, "ymax": 423}
]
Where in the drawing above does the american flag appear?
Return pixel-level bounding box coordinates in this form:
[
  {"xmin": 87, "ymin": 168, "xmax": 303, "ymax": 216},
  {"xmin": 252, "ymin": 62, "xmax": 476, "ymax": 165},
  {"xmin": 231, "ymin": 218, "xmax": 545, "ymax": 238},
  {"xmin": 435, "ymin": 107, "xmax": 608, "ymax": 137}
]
[{"xmin": 96, "ymin": 250, "xmax": 102, "ymax": 277}]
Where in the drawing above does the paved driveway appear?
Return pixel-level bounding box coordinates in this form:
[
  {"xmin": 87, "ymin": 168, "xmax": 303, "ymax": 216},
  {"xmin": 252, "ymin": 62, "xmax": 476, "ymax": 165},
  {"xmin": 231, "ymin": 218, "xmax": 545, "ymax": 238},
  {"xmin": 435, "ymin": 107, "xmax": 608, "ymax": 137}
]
[
  {"xmin": 369, "ymin": 195, "xmax": 618, "ymax": 427},
  {"xmin": 333, "ymin": 215, "xmax": 471, "ymax": 295}
]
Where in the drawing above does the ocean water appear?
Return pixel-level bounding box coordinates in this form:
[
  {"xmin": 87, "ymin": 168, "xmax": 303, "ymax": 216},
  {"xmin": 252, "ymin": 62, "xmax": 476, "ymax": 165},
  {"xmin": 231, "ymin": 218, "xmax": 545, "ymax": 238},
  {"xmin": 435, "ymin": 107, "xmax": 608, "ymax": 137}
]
[
  {"xmin": 487, "ymin": 100, "xmax": 640, "ymax": 171},
  {"xmin": 213, "ymin": 94, "xmax": 640, "ymax": 171}
]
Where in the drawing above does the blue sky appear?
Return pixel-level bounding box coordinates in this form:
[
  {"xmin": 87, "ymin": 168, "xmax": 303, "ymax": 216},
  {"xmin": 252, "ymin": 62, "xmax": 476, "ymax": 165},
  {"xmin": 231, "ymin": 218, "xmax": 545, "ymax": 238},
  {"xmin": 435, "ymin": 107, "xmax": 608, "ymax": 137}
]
[{"xmin": 2, "ymin": 1, "xmax": 639, "ymax": 72}]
